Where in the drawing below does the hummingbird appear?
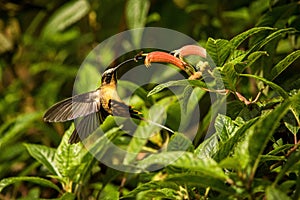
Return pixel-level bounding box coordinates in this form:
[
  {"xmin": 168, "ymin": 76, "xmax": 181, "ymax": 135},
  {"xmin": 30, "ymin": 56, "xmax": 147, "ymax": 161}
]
[{"xmin": 44, "ymin": 56, "xmax": 173, "ymax": 144}]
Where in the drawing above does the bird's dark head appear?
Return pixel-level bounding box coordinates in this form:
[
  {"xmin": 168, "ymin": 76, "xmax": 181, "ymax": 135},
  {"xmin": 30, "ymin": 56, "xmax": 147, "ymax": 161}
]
[{"xmin": 101, "ymin": 66, "xmax": 118, "ymax": 85}]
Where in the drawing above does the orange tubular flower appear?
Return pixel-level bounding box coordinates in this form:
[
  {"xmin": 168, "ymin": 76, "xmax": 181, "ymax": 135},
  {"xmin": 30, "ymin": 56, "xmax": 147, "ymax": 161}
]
[{"xmin": 144, "ymin": 51, "xmax": 187, "ymax": 71}]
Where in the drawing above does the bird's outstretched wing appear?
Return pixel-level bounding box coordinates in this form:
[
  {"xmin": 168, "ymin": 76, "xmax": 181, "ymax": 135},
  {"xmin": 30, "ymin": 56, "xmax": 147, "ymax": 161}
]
[
  {"xmin": 43, "ymin": 89, "xmax": 102, "ymax": 122},
  {"xmin": 68, "ymin": 107, "xmax": 108, "ymax": 144}
]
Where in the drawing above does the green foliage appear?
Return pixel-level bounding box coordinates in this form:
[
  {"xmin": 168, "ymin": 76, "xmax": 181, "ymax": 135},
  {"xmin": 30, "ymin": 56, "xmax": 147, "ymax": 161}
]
[{"xmin": 1, "ymin": 0, "xmax": 300, "ymax": 199}]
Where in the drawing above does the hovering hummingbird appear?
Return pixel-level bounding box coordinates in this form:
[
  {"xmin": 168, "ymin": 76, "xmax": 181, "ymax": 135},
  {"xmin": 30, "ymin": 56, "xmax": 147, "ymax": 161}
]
[{"xmin": 44, "ymin": 57, "xmax": 173, "ymax": 144}]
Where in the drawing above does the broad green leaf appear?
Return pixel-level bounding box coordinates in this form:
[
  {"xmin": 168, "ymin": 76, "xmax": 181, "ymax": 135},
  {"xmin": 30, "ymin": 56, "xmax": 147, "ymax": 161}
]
[
  {"xmin": 98, "ymin": 183, "xmax": 120, "ymax": 200},
  {"xmin": 148, "ymin": 79, "xmax": 208, "ymax": 97},
  {"xmin": 266, "ymin": 186, "xmax": 291, "ymax": 200},
  {"xmin": 135, "ymin": 188, "xmax": 181, "ymax": 200},
  {"xmin": 274, "ymin": 150, "xmax": 300, "ymax": 185},
  {"xmin": 235, "ymin": 51, "xmax": 269, "ymax": 73},
  {"xmin": 54, "ymin": 125, "xmax": 88, "ymax": 181},
  {"xmin": 126, "ymin": 0, "xmax": 150, "ymax": 29},
  {"xmin": 283, "ymin": 111, "xmax": 299, "ymax": 135},
  {"xmin": 195, "ymin": 134, "xmax": 219, "ymax": 159},
  {"xmin": 24, "ymin": 143, "xmax": 59, "ymax": 176},
  {"xmin": 147, "ymin": 79, "xmax": 190, "ymax": 97},
  {"xmin": 137, "ymin": 151, "xmax": 228, "ymax": 180},
  {"xmin": 256, "ymin": 3, "xmax": 298, "ymax": 27},
  {"xmin": 59, "ymin": 192, "xmax": 76, "ymax": 200},
  {"xmin": 247, "ymin": 28, "xmax": 296, "ymax": 55},
  {"xmin": 125, "ymin": 0, "xmax": 150, "ymax": 47},
  {"xmin": 0, "ymin": 176, "xmax": 60, "ymax": 193},
  {"xmin": 214, "ymin": 117, "xmax": 258, "ymax": 162},
  {"xmin": 214, "ymin": 114, "xmax": 238, "ymax": 142},
  {"xmin": 123, "ymin": 100, "xmax": 170, "ymax": 165},
  {"xmin": 235, "ymin": 94, "xmax": 294, "ymax": 171},
  {"xmin": 167, "ymin": 132, "xmax": 193, "ymax": 152},
  {"xmin": 0, "ymin": 112, "xmax": 41, "ymax": 149},
  {"xmin": 239, "ymin": 73, "xmax": 289, "ymax": 99},
  {"xmin": 221, "ymin": 63, "xmax": 238, "ymax": 91},
  {"xmin": 179, "ymin": 86, "xmax": 206, "ymax": 131},
  {"xmin": 206, "ymin": 38, "xmax": 231, "ymax": 67},
  {"xmin": 123, "ymin": 181, "xmax": 179, "ymax": 198},
  {"xmin": 230, "ymin": 27, "xmax": 274, "ymax": 49},
  {"xmin": 270, "ymin": 50, "xmax": 300, "ymax": 80},
  {"xmin": 166, "ymin": 174, "xmax": 235, "ymax": 195},
  {"xmin": 42, "ymin": 0, "xmax": 90, "ymax": 36},
  {"xmin": 87, "ymin": 126, "xmax": 123, "ymax": 160}
]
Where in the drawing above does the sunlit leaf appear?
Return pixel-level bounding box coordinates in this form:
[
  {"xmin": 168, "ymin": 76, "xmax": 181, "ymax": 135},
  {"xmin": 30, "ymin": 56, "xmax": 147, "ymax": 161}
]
[
  {"xmin": 230, "ymin": 27, "xmax": 274, "ymax": 49},
  {"xmin": 42, "ymin": 0, "xmax": 90, "ymax": 37},
  {"xmin": 206, "ymin": 38, "xmax": 231, "ymax": 67},
  {"xmin": 123, "ymin": 99, "xmax": 170, "ymax": 165},
  {"xmin": 166, "ymin": 174, "xmax": 235, "ymax": 194},
  {"xmin": 214, "ymin": 114, "xmax": 238, "ymax": 142},
  {"xmin": 167, "ymin": 132, "xmax": 193, "ymax": 152},
  {"xmin": 266, "ymin": 186, "xmax": 291, "ymax": 200},
  {"xmin": 0, "ymin": 176, "xmax": 60, "ymax": 193},
  {"xmin": 248, "ymin": 28, "xmax": 296, "ymax": 55},
  {"xmin": 235, "ymin": 51, "xmax": 269, "ymax": 73},
  {"xmin": 54, "ymin": 125, "xmax": 89, "ymax": 182},
  {"xmin": 126, "ymin": 0, "xmax": 150, "ymax": 29},
  {"xmin": 123, "ymin": 181, "xmax": 179, "ymax": 198},
  {"xmin": 274, "ymin": 150, "xmax": 300, "ymax": 185},
  {"xmin": 270, "ymin": 50, "xmax": 300, "ymax": 80},
  {"xmin": 239, "ymin": 73, "xmax": 289, "ymax": 99},
  {"xmin": 24, "ymin": 143, "xmax": 59, "ymax": 176},
  {"xmin": 214, "ymin": 117, "xmax": 258, "ymax": 162},
  {"xmin": 234, "ymin": 93, "xmax": 294, "ymax": 171},
  {"xmin": 221, "ymin": 63, "xmax": 238, "ymax": 91},
  {"xmin": 137, "ymin": 151, "xmax": 228, "ymax": 180},
  {"xmin": 0, "ymin": 112, "xmax": 42, "ymax": 149}
]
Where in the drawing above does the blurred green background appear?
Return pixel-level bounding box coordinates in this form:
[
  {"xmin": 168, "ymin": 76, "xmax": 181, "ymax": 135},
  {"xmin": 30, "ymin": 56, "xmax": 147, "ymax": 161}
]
[{"xmin": 0, "ymin": 0, "xmax": 299, "ymax": 198}]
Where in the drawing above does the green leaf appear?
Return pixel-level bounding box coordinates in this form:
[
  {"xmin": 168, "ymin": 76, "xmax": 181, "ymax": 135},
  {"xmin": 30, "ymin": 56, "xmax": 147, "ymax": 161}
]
[
  {"xmin": 239, "ymin": 73, "xmax": 289, "ymax": 99},
  {"xmin": 283, "ymin": 111, "xmax": 299, "ymax": 135},
  {"xmin": 42, "ymin": 0, "xmax": 90, "ymax": 36},
  {"xmin": 137, "ymin": 151, "xmax": 228, "ymax": 180},
  {"xmin": 274, "ymin": 150, "xmax": 300, "ymax": 185},
  {"xmin": 0, "ymin": 112, "xmax": 41, "ymax": 149},
  {"xmin": 123, "ymin": 181, "xmax": 179, "ymax": 198},
  {"xmin": 125, "ymin": 0, "xmax": 150, "ymax": 29},
  {"xmin": 24, "ymin": 143, "xmax": 59, "ymax": 176},
  {"xmin": 266, "ymin": 186, "xmax": 291, "ymax": 200},
  {"xmin": 230, "ymin": 27, "xmax": 274, "ymax": 49},
  {"xmin": 256, "ymin": 3, "xmax": 298, "ymax": 27},
  {"xmin": 0, "ymin": 176, "xmax": 61, "ymax": 193},
  {"xmin": 247, "ymin": 28, "xmax": 296, "ymax": 55},
  {"xmin": 54, "ymin": 125, "xmax": 89, "ymax": 182},
  {"xmin": 214, "ymin": 117, "xmax": 259, "ymax": 162},
  {"xmin": 59, "ymin": 192, "xmax": 76, "ymax": 200},
  {"xmin": 235, "ymin": 51, "xmax": 269, "ymax": 73},
  {"xmin": 221, "ymin": 63, "xmax": 238, "ymax": 91},
  {"xmin": 206, "ymin": 38, "xmax": 231, "ymax": 67},
  {"xmin": 195, "ymin": 134, "xmax": 219, "ymax": 159},
  {"xmin": 147, "ymin": 79, "xmax": 189, "ymax": 97},
  {"xmin": 87, "ymin": 126, "xmax": 123, "ymax": 159},
  {"xmin": 98, "ymin": 183, "xmax": 120, "ymax": 200},
  {"xmin": 167, "ymin": 132, "xmax": 193, "ymax": 152},
  {"xmin": 123, "ymin": 99, "xmax": 170, "ymax": 165},
  {"xmin": 165, "ymin": 174, "xmax": 235, "ymax": 195},
  {"xmin": 135, "ymin": 188, "xmax": 180, "ymax": 200},
  {"xmin": 270, "ymin": 50, "xmax": 300, "ymax": 80},
  {"xmin": 148, "ymin": 79, "xmax": 208, "ymax": 97},
  {"xmin": 235, "ymin": 94, "xmax": 294, "ymax": 171},
  {"xmin": 125, "ymin": 0, "xmax": 150, "ymax": 47},
  {"xmin": 214, "ymin": 114, "xmax": 238, "ymax": 142}
]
